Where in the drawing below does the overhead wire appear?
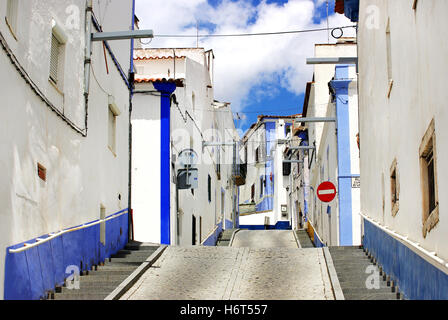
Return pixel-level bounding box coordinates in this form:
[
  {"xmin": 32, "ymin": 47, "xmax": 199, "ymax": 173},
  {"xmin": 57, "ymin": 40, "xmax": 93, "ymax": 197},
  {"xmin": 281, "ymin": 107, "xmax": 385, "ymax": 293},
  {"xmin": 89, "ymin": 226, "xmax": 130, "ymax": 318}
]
[{"xmin": 153, "ymin": 25, "xmax": 356, "ymax": 38}]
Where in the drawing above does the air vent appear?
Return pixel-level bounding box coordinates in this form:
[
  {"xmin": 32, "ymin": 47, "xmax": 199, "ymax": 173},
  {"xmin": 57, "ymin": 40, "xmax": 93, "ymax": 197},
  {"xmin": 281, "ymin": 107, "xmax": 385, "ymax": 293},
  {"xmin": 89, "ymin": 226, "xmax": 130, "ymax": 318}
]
[{"xmin": 37, "ymin": 163, "xmax": 46, "ymax": 182}]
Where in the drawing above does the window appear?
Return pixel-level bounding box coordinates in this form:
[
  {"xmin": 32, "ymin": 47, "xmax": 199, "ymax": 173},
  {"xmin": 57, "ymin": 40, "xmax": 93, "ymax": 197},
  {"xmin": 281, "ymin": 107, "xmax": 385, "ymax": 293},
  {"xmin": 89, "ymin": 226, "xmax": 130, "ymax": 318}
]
[
  {"xmin": 207, "ymin": 175, "xmax": 211, "ymax": 202},
  {"xmin": 386, "ymin": 18, "xmax": 393, "ymax": 97},
  {"xmin": 192, "ymin": 214, "xmax": 197, "ymax": 245},
  {"xmin": 6, "ymin": 0, "xmax": 18, "ymax": 36},
  {"xmin": 255, "ymin": 147, "xmax": 259, "ymax": 163},
  {"xmin": 108, "ymin": 108, "xmax": 117, "ymax": 153},
  {"xmin": 108, "ymin": 97, "xmax": 121, "ymax": 154},
  {"xmin": 49, "ymin": 34, "xmax": 61, "ymax": 84},
  {"xmin": 260, "ymin": 176, "xmax": 264, "ymax": 197},
  {"xmin": 390, "ymin": 159, "xmax": 399, "ymax": 217},
  {"xmin": 49, "ymin": 22, "xmax": 67, "ymax": 90},
  {"xmin": 420, "ymin": 119, "xmax": 439, "ymax": 237},
  {"xmin": 251, "ymin": 184, "xmax": 255, "ymax": 203},
  {"xmin": 412, "ymin": 0, "xmax": 418, "ymax": 10}
]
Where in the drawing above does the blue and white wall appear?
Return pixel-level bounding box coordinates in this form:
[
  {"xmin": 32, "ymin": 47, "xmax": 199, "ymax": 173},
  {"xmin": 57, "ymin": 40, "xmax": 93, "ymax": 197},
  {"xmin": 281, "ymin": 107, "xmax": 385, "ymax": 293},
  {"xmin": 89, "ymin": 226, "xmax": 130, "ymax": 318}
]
[
  {"xmin": 0, "ymin": 0, "xmax": 133, "ymax": 299},
  {"xmin": 356, "ymin": 0, "xmax": 448, "ymax": 299},
  {"xmin": 300, "ymin": 40, "xmax": 360, "ymax": 247},
  {"xmin": 239, "ymin": 118, "xmax": 292, "ymax": 230},
  {"xmin": 131, "ymin": 48, "xmax": 239, "ymax": 247}
]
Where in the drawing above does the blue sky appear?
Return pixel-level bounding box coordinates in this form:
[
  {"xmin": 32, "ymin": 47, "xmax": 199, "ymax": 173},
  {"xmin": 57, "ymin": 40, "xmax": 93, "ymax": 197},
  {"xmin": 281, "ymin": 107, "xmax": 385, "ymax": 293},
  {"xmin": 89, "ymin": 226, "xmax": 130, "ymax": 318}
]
[{"xmin": 136, "ymin": 0, "xmax": 352, "ymax": 134}]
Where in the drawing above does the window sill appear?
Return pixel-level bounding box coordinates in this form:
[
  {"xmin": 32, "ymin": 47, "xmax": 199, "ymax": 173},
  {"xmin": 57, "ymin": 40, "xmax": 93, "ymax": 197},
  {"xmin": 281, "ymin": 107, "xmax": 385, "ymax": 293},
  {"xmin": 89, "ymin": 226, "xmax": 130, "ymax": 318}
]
[
  {"xmin": 423, "ymin": 205, "xmax": 439, "ymax": 238},
  {"xmin": 108, "ymin": 146, "xmax": 117, "ymax": 157},
  {"xmin": 5, "ymin": 17, "xmax": 18, "ymax": 41},
  {"xmin": 49, "ymin": 79, "xmax": 64, "ymax": 96},
  {"xmin": 391, "ymin": 201, "xmax": 399, "ymax": 217}
]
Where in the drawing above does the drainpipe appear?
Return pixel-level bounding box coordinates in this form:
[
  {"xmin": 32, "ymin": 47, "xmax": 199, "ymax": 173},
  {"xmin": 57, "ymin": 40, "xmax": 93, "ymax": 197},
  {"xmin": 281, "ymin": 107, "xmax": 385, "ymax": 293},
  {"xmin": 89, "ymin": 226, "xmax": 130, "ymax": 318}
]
[
  {"xmin": 84, "ymin": 0, "xmax": 93, "ymax": 134},
  {"xmin": 128, "ymin": 0, "xmax": 136, "ymax": 242}
]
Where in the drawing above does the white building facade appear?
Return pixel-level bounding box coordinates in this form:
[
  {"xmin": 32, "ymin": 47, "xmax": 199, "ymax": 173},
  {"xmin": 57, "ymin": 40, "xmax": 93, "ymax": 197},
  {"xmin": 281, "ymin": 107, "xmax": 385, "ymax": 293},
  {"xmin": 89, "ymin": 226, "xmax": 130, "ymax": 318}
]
[
  {"xmin": 290, "ymin": 39, "xmax": 360, "ymax": 247},
  {"xmin": 131, "ymin": 48, "xmax": 240, "ymax": 247},
  {"xmin": 1, "ymin": 0, "xmax": 134, "ymax": 299},
  {"xmin": 239, "ymin": 116, "xmax": 294, "ymax": 230},
  {"xmin": 339, "ymin": 0, "xmax": 448, "ymax": 300}
]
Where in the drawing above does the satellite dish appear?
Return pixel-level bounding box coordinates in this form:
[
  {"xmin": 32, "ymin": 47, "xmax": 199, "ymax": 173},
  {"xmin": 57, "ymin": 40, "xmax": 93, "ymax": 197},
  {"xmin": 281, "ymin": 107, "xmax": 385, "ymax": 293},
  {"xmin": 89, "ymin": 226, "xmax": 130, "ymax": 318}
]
[{"xmin": 178, "ymin": 149, "xmax": 199, "ymax": 168}]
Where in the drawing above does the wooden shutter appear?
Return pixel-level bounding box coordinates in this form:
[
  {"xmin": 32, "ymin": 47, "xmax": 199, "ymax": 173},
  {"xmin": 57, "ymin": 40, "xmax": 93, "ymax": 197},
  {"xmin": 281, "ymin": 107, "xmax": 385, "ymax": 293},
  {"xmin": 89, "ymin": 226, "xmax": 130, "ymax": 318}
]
[{"xmin": 50, "ymin": 34, "xmax": 60, "ymax": 83}]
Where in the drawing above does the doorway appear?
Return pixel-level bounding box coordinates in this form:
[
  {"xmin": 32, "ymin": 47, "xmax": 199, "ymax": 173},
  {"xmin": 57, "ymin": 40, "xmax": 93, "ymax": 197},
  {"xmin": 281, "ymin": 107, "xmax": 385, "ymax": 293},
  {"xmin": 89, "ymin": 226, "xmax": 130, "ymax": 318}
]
[{"xmin": 192, "ymin": 214, "xmax": 197, "ymax": 245}]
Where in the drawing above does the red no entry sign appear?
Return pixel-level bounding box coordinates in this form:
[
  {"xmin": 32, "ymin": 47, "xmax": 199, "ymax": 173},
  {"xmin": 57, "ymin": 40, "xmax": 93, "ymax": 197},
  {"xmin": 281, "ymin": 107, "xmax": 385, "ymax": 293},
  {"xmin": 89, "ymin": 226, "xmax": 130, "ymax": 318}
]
[{"xmin": 317, "ymin": 181, "xmax": 337, "ymax": 202}]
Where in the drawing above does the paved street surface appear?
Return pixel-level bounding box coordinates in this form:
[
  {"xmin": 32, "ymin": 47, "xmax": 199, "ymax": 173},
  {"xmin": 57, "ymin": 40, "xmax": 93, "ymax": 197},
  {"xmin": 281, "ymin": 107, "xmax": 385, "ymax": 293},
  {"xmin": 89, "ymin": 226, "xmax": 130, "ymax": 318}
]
[
  {"xmin": 232, "ymin": 230, "xmax": 298, "ymax": 248},
  {"xmin": 121, "ymin": 230, "xmax": 334, "ymax": 300}
]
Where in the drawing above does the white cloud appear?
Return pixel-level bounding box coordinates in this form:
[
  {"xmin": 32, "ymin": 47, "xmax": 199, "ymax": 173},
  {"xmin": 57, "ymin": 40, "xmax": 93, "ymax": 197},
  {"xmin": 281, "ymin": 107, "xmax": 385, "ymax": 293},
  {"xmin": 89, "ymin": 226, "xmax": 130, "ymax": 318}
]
[{"xmin": 135, "ymin": 0, "xmax": 355, "ymax": 113}]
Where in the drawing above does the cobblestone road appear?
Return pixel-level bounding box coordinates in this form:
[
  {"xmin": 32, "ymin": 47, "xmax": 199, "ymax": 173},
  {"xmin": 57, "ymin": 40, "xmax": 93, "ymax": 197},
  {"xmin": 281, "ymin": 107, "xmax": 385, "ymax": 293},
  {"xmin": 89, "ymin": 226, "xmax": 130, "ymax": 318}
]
[{"xmin": 121, "ymin": 230, "xmax": 334, "ymax": 300}]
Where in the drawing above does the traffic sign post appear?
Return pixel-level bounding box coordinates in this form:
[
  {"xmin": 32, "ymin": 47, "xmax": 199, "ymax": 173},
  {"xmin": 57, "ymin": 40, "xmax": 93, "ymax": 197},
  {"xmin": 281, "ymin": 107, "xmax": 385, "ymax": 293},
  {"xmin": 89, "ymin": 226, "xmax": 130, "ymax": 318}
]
[{"xmin": 317, "ymin": 181, "xmax": 337, "ymax": 203}]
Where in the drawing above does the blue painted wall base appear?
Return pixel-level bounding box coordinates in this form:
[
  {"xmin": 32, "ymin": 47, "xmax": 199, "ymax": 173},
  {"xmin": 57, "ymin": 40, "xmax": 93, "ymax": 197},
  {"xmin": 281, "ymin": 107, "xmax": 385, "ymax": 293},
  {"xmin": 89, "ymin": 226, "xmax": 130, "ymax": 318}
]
[
  {"xmin": 363, "ymin": 219, "xmax": 448, "ymax": 300},
  {"xmin": 4, "ymin": 210, "xmax": 129, "ymax": 300},
  {"xmin": 239, "ymin": 220, "xmax": 291, "ymax": 230}
]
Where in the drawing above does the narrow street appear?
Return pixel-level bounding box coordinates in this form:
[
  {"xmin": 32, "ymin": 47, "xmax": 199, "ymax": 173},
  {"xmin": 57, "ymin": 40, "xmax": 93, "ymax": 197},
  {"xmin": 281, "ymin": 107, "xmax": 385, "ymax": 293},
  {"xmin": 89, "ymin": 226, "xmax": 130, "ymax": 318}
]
[
  {"xmin": 2, "ymin": 0, "xmax": 447, "ymax": 303},
  {"xmin": 120, "ymin": 230, "xmax": 334, "ymax": 300}
]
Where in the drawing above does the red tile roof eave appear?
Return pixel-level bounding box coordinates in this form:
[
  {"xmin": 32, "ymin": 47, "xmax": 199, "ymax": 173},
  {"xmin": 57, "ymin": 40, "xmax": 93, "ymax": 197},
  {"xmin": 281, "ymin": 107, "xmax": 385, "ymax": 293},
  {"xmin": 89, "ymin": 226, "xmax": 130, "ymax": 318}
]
[
  {"xmin": 133, "ymin": 56, "xmax": 187, "ymax": 61},
  {"xmin": 134, "ymin": 78, "xmax": 184, "ymax": 84},
  {"xmin": 335, "ymin": 0, "xmax": 345, "ymax": 14}
]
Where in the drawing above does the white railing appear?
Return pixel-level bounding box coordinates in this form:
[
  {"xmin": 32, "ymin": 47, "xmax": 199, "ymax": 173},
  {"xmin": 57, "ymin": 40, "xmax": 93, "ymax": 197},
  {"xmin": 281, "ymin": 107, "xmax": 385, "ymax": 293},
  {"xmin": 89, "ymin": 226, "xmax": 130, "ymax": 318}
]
[
  {"xmin": 8, "ymin": 210, "xmax": 128, "ymax": 254},
  {"xmin": 360, "ymin": 212, "xmax": 448, "ymax": 272}
]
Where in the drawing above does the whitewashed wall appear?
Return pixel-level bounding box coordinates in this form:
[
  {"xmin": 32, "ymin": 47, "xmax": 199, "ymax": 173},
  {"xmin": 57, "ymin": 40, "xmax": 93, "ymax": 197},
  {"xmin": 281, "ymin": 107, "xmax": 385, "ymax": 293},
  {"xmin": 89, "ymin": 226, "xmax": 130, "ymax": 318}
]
[
  {"xmin": 132, "ymin": 49, "xmax": 238, "ymax": 247},
  {"xmin": 358, "ymin": 0, "xmax": 448, "ymax": 261},
  {"xmin": 0, "ymin": 0, "xmax": 132, "ymax": 298}
]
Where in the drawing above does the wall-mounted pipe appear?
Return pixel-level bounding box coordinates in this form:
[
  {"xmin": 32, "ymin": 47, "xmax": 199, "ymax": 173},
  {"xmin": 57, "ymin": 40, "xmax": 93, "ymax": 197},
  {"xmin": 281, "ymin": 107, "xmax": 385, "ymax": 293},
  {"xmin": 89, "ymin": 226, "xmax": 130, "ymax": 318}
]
[{"xmin": 84, "ymin": 0, "xmax": 93, "ymax": 135}]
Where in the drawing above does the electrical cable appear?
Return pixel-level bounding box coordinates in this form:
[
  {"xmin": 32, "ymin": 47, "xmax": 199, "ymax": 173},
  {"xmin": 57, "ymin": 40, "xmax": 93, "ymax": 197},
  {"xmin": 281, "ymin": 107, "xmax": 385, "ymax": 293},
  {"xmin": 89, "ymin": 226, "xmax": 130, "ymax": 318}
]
[{"xmin": 154, "ymin": 25, "xmax": 356, "ymax": 38}]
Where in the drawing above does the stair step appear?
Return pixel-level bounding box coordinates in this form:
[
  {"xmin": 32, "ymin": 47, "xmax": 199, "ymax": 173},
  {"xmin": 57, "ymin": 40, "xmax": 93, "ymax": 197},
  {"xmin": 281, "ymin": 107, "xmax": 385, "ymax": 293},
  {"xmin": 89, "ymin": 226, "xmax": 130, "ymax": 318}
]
[
  {"xmin": 339, "ymin": 280, "xmax": 390, "ymax": 289},
  {"xmin": 53, "ymin": 293, "xmax": 108, "ymax": 300},
  {"xmin": 125, "ymin": 242, "xmax": 160, "ymax": 251},
  {"xmin": 108, "ymin": 257, "xmax": 148, "ymax": 264},
  {"xmin": 79, "ymin": 275, "xmax": 129, "ymax": 283},
  {"xmin": 76, "ymin": 280, "xmax": 124, "ymax": 288},
  {"xmin": 344, "ymin": 292, "xmax": 399, "ymax": 300},
  {"xmin": 331, "ymin": 262, "xmax": 376, "ymax": 269},
  {"xmin": 111, "ymin": 250, "xmax": 156, "ymax": 258},
  {"xmin": 61, "ymin": 285, "xmax": 117, "ymax": 295},
  {"xmin": 92, "ymin": 265, "xmax": 137, "ymax": 272},
  {"xmin": 342, "ymin": 287, "xmax": 393, "ymax": 295}
]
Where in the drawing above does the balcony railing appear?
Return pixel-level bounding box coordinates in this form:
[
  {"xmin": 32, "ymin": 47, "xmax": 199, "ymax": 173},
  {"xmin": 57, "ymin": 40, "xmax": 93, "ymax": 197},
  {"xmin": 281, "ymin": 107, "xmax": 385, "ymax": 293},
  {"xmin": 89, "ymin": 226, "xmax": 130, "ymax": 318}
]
[{"xmin": 233, "ymin": 162, "xmax": 247, "ymax": 186}]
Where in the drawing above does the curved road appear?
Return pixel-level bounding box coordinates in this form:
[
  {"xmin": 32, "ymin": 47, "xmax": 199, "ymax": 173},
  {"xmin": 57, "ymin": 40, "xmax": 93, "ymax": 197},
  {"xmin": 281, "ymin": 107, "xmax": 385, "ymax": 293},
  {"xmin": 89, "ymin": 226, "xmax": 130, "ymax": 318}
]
[{"xmin": 121, "ymin": 230, "xmax": 334, "ymax": 300}]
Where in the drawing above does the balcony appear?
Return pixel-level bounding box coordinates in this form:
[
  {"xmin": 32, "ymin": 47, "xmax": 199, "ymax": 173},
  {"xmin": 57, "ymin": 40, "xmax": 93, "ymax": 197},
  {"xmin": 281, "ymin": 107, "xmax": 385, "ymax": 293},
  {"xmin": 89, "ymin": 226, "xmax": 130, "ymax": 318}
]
[{"xmin": 233, "ymin": 162, "xmax": 247, "ymax": 186}]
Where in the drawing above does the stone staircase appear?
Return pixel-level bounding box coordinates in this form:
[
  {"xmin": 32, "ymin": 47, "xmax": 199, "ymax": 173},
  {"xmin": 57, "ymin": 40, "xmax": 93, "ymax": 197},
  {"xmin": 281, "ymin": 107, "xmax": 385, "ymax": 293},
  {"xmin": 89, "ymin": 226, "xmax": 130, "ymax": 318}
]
[
  {"xmin": 295, "ymin": 229, "xmax": 315, "ymax": 248},
  {"xmin": 328, "ymin": 246, "xmax": 403, "ymax": 300},
  {"xmin": 216, "ymin": 229, "xmax": 238, "ymax": 246},
  {"xmin": 51, "ymin": 241, "xmax": 159, "ymax": 300}
]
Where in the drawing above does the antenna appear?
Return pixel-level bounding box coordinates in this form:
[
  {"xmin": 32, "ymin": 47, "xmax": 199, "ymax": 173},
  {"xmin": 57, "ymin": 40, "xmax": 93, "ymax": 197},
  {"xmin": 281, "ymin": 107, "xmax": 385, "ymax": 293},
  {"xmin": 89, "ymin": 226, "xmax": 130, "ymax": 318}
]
[
  {"xmin": 196, "ymin": 21, "xmax": 199, "ymax": 48},
  {"xmin": 326, "ymin": 0, "xmax": 330, "ymax": 43}
]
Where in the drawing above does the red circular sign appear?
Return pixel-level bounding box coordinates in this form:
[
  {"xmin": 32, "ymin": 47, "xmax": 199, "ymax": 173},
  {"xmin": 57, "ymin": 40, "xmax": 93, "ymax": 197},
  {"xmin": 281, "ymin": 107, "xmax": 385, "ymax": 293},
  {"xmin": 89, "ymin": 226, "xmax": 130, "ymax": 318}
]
[{"xmin": 317, "ymin": 181, "xmax": 337, "ymax": 202}]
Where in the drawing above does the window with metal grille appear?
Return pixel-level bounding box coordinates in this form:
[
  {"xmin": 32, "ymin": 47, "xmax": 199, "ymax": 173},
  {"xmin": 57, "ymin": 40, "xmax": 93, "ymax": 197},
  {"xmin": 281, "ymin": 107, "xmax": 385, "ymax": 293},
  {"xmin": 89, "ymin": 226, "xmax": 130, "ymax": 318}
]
[
  {"xmin": 420, "ymin": 119, "xmax": 439, "ymax": 237},
  {"xmin": 50, "ymin": 34, "xmax": 61, "ymax": 84},
  {"xmin": 390, "ymin": 159, "xmax": 399, "ymax": 217}
]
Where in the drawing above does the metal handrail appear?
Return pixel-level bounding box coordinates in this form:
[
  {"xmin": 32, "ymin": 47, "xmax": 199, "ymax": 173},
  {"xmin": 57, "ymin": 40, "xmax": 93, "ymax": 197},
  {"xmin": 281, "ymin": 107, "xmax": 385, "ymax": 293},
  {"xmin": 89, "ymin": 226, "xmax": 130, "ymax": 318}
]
[{"xmin": 8, "ymin": 210, "xmax": 128, "ymax": 254}]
